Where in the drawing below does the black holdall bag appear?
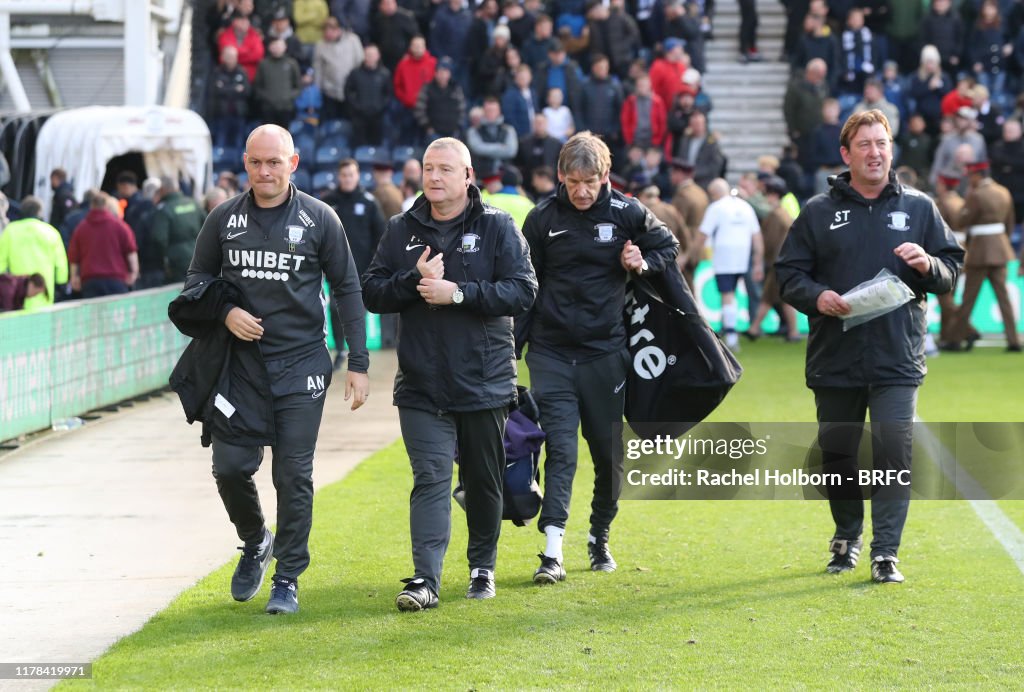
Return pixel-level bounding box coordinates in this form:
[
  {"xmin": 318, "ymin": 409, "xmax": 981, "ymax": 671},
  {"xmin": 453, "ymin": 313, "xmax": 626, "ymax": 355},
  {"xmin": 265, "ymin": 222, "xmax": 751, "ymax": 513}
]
[{"xmin": 623, "ymin": 262, "xmax": 742, "ymax": 434}]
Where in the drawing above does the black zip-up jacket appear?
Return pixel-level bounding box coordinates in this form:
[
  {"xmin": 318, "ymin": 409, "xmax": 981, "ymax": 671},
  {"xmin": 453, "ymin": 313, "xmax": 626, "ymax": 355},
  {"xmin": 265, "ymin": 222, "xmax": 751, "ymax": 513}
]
[
  {"xmin": 362, "ymin": 186, "xmax": 538, "ymax": 414},
  {"xmin": 187, "ymin": 184, "xmax": 369, "ymax": 370},
  {"xmin": 518, "ymin": 183, "xmax": 679, "ymax": 362},
  {"xmin": 775, "ymin": 171, "xmax": 965, "ymax": 388},
  {"xmin": 320, "ymin": 185, "xmax": 386, "ymax": 276},
  {"xmin": 168, "ymin": 278, "xmax": 274, "ymax": 447}
]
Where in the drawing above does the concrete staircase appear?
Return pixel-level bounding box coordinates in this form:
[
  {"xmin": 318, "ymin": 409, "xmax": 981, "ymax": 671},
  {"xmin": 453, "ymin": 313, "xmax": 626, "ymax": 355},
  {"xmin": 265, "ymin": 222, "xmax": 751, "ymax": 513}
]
[{"xmin": 700, "ymin": 0, "xmax": 791, "ymax": 180}]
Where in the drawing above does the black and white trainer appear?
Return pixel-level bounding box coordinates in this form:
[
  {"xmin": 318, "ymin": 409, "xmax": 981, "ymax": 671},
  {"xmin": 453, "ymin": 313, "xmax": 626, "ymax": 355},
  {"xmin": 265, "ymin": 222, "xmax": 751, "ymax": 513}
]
[
  {"xmin": 265, "ymin": 576, "xmax": 299, "ymax": 614},
  {"xmin": 588, "ymin": 539, "xmax": 617, "ymax": 572},
  {"xmin": 826, "ymin": 537, "xmax": 862, "ymax": 574},
  {"xmin": 231, "ymin": 527, "xmax": 274, "ymax": 602},
  {"xmin": 396, "ymin": 577, "xmax": 438, "ymax": 612},
  {"xmin": 466, "ymin": 569, "xmax": 496, "ymax": 599},
  {"xmin": 871, "ymin": 556, "xmax": 905, "ymax": 584},
  {"xmin": 533, "ymin": 554, "xmax": 566, "ymax": 584}
]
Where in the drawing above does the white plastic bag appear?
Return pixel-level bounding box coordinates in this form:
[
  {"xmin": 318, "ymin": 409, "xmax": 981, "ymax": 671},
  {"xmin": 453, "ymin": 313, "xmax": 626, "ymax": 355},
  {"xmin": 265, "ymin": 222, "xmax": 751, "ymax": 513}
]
[{"xmin": 839, "ymin": 268, "xmax": 915, "ymax": 331}]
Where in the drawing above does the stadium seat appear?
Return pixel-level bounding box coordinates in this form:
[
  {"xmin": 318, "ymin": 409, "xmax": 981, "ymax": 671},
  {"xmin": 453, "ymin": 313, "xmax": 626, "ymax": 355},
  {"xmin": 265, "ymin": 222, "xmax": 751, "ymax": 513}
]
[
  {"xmin": 212, "ymin": 145, "xmax": 242, "ymax": 173},
  {"xmin": 313, "ymin": 170, "xmax": 337, "ymax": 194},
  {"xmin": 294, "ymin": 132, "xmax": 316, "ymax": 160},
  {"xmin": 290, "ymin": 169, "xmax": 311, "ymax": 192},
  {"xmin": 319, "ymin": 118, "xmax": 353, "ymax": 141},
  {"xmin": 317, "ymin": 133, "xmax": 349, "ymax": 153},
  {"xmin": 354, "ymin": 145, "xmax": 387, "ymax": 167},
  {"xmin": 391, "ymin": 145, "xmax": 417, "ymax": 166},
  {"xmin": 314, "ymin": 143, "xmax": 351, "ymax": 172},
  {"xmin": 289, "ymin": 118, "xmax": 313, "ymax": 137},
  {"xmin": 359, "ymin": 169, "xmax": 375, "ymax": 190}
]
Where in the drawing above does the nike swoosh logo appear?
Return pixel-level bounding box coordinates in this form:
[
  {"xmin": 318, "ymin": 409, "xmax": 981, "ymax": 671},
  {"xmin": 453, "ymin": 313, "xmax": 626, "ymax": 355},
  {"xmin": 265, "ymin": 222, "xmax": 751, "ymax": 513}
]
[
  {"xmin": 226, "ymin": 230, "xmax": 248, "ymax": 239},
  {"xmin": 829, "ymin": 221, "xmax": 851, "ymax": 230},
  {"xmin": 614, "ymin": 380, "xmax": 626, "ymax": 394},
  {"xmin": 311, "ymin": 390, "xmax": 325, "ymax": 399},
  {"xmin": 549, "ymin": 229, "xmax": 569, "ymax": 237},
  {"xmin": 406, "ymin": 243, "xmax": 425, "ymax": 251}
]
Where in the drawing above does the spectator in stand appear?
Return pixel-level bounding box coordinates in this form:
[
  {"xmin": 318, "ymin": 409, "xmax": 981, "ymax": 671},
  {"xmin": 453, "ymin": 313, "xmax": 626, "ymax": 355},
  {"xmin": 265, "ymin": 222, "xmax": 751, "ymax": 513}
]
[
  {"xmin": 586, "ymin": 0, "xmax": 641, "ymax": 80},
  {"xmin": 209, "ymin": 45, "xmax": 251, "ymax": 148},
  {"xmin": 252, "ymin": 37, "xmax": 302, "ymax": 127},
  {"xmin": 150, "ymin": 176, "xmax": 204, "ymax": 284},
  {"xmin": 516, "ymin": 113, "xmax": 562, "ymax": 195},
  {"xmin": 372, "ymin": 159, "xmax": 404, "ymax": 220},
  {"xmin": 990, "ymin": 118, "xmax": 1024, "ymax": 224},
  {"xmin": 784, "ymin": 58, "xmax": 829, "ymax": 172},
  {"xmin": 0, "ymin": 196, "xmax": 67, "ymax": 310},
  {"xmin": 345, "ymin": 44, "xmax": 392, "ymax": 147},
  {"xmin": 836, "ymin": 8, "xmax": 878, "ymax": 109},
  {"xmin": 967, "ymin": 0, "xmax": 1012, "ymax": 110},
  {"xmin": 313, "ymin": 15, "xmax": 363, "ymax": 121},
  {"xmin": 674, "ymin": 110, "xmax": 726, "ymax": 190},
  {"xmin": 881, "ymin": 61, "xmax": 907, "ymax": 130},
  {"xmin": 663, "ymin": 2, "xmax": 705, "ymax": 72},
  {"xmin": 529, "ymin": 165, "xmax": 557, "ymax": 202},
  {"xmin": 218, "ymin": 8, "xmax": 265, "ymax": 82},
  {"xmin": 579, "ymin": 56, "xmax": 623, "ymax": 142},
  {"xmin": 782, "ymin": 0, "xmax": 811, "ymax": 62},
  {"xmin": 930, "ymin": 106, "xmax": 988, "ymax": 188},
  {"xmin": 68, "ymin": 191, "xmax": 139, "ymax": 298},
  {"xmin": 428, "ymin": 0, "xmax": 472, "ymax": 97},
  {"xmin": 265, "ymin": 6, "xmax": 310, "ymax": 74},
  {"xmin": 738, "ymin": 0, "xmax": 762, "ymax": 63},
  {"xmin": 49, "ymin": 167, "xmax": 77, "ymax": 230},
  {"xmin": 972, "ymin": 84, "xmax": 1006, "ymax": 145},
  {"xmin": 371, "ymin": 0, "xmax": 420, "ymax": 72},
  {"xmin": 0, "ymin": 273, "xmax": 47, "ymax": 312},
  {"xmin": 920, "ymin": 0, "xmax": 964, "ymax": 78},
  {"xmin": 415, "ymin": 56, "xmax": 466, "ymax": 142},
  {"xmin": 467, "ymin": 97, "xmax": 519, "ymax": 181},
  {"xmin": 886, "ymin": 0, "xmax": 925, "ymax": 73},
  {"xmin": 465, "ymin": 0, "xmax": 501, "ymax": 97},
  {"xmin": 504, "ymin": 0, "xmax": 537, "ymax": 46},
  {"xmin": 648, "ymin": 38, "xmax": 689, "ymax": 120},
  {"xmin": 809, "ymin": 98, "xmax": 845, "ymax": 194},
  {"xmin": 897, "ymin": 114, "xmax": 934, "ymax": 190},
  {"xmin": 501, "ymin": 64, "xmax": 538, "ymax": 139},
  {"xmin": 293, "ymin": 0, "xmax": 328, "ymax": 44},
  {"xmin": 474, "ymin": 24, "xmax": 512, "ymax": 100},
  {"xmin": 791, "ymin": 10, "xmax": 840, "ymax": 86},
  {"xmin": 908, "ymin": 44, "xmax": 952, "ymax": 136},
  {"xmin": 667, "ymin": 86, "xmax": 699, "ymax": 157},
  {"xmin": 626, "ymin": 147, "xmax": 673, "ymax": 198},
  {"xmin": 204, "ymin": 186, "xmax": 229, "ymax": 213},
  {"xmin": 521, "ymin": 14, "xmax": 556, "ymax": 71},
  {"xmin": 393, "ymin": 35, "xmax": 436, "ymax": 146},
  {"xmin": 853, "ymin": 78, "xmax": 899, "ymax": 137},
  {"xmin": 330, "ymin": 0, "xmax": 371, "ymax": 42},
  {"xmin": 542, "ymin": 87, "xmax": 575, "ymax": 143},
  {"xmin": 621, "ymin": 75, "xmax": 668, "ymax": 154},
  {"xmin": 941, "ymin": 75, "xmax": 977, "ymax": 119},
  {"xmin": 534, "ymin": 40, "xmax": 584, "ymax": 118}
]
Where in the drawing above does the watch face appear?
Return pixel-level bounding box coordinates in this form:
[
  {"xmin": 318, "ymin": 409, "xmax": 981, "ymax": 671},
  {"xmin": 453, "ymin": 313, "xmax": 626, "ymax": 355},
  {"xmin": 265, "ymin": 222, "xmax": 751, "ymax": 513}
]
[{"xmin": 453, "ymin": 288, "xmax": 464, "ymax": 304}]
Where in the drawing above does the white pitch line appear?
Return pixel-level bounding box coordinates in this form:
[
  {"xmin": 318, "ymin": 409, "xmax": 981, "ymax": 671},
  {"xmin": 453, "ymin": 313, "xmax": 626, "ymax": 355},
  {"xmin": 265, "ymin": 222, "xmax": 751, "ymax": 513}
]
[{"xmin": 915, "ymin": 418, "xmax": 1024, "ymax": 575}]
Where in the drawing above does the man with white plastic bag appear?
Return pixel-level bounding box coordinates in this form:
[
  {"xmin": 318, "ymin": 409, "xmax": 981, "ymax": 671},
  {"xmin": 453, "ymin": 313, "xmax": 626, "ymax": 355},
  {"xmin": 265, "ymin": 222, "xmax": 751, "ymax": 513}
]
[{"xmin": 775, "ymin": 110, "xmax": 964, "ymax": 584}]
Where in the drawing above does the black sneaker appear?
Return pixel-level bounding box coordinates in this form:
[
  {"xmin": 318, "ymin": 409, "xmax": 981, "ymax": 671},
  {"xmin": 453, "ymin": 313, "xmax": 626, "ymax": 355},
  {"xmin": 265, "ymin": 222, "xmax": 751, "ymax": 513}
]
[
  {"xmin": 466, "ymin": 569, "xmax": 496, "ymax": 599},
  {"xmin": 231, "ymin": 527, "xmax": 274, "ymax": 602},
  {"xmin": 533, "ymin": 554, "xmax": 566, "ymax": 584},
  {"xmin": 265, "ymin": 576, "xmax": 299, "ymax": 614},
  {"xmin": 871, "ymin": 556, "xmax": 905, "ymax": 584},
  {"xmin": 588, "ymin": 540, "xmax": 617, "ymax": 572},
  {"xmin": 396, "ymin": 577, "xmax": 438, "ymax": 612},
  {"xmin": 826, "ymin": 537, "xmax": 862, "ymax": 574}
]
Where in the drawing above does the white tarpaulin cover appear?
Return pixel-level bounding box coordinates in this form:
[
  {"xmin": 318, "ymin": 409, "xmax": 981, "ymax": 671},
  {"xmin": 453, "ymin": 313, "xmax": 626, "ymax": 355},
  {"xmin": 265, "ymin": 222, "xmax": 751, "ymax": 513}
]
[{"xmin": 34, "ymin": 105, "xmax": 212, "ymax": 220}]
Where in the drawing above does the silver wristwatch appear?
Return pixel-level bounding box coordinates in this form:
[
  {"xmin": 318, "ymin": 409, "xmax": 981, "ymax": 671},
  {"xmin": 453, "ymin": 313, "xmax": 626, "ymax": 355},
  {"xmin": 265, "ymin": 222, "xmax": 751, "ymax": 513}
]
[{"xmin": 451, "ymin": 287, "xmax": 464, "ymax": 305}]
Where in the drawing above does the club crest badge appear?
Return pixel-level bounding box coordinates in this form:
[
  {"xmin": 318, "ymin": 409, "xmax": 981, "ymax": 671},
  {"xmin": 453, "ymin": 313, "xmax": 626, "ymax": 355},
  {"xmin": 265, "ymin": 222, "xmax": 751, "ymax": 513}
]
[
  {"xmin": 287, "ymin": 225, "xmax": 305, "ymax": 251},
  {"xmin": 460, "ymin": 233, "xmax": 481, "ymax": 253},
  {"xmin": 887, "ymin": 211, "xmax": 910, "ymax": 231},
  {"xmin": 595, "ymin": 223, "xmax": 617, "ymax": 243}
]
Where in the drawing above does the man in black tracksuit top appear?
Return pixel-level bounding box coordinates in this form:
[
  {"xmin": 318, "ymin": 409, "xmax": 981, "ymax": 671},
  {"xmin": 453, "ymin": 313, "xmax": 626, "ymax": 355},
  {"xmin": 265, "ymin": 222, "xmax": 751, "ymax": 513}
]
[
  {"xmin": 517, "ymin": 132, "xmax": 678, "ymax": 584},
  {"xmin": 362, "ymin": 137, "xmax": 537, "ymax": 611},
  {"xmin": 186, "ymin": 124, "xmax": 370, "ymax": 614},
  {"xmin": 776, "ymin": 110, "xmax": 964, "ymax": 584}
]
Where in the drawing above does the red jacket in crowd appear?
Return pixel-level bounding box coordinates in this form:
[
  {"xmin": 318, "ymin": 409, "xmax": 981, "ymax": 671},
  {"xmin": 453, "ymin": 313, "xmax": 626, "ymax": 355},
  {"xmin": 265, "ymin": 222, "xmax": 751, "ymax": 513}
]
[
  {"xmin": 68, "ymin": 209, "xmax": 138, "ymax": 283},
  {"xmin": 648, "ymin": 58, "xmax": 687, "ymax": 118},
  {"xmin": 621, "ymin": 91, "xmax": 668, "ymax": 152},
  {"xmin": 217, "ymin": 25, "xmax": 265, "ymax": 81},
  {"xmin": 393, "ymin": 51, "xmax": 437, "ymax": 110}
]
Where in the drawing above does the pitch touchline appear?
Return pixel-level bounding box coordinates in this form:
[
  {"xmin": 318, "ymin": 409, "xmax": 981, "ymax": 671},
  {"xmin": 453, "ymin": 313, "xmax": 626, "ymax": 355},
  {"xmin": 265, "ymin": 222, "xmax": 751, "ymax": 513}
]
[{"xmin": 914, "ymin": 417, "xmax": 1024, "ymax": 575}]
